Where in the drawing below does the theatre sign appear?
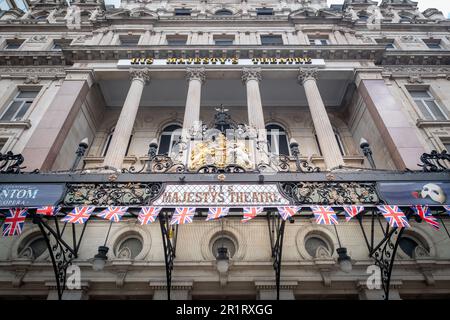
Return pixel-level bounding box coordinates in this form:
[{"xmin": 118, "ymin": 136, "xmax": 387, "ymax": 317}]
[
  {"xmin": 152, "ymin": 184, "xmax": 290, "ymax": 207},
  {"xmin": 118, "ymin": 57, "xmax": 326, "ymax": 68}
]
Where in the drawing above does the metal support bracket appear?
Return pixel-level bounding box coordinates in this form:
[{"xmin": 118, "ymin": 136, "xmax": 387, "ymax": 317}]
[
  {"xmin": 267, "ymin": 210, "xmax": 286, "ymax": 300},
  {"xmin": 31, "ymin": 211, "xmax": 88, "ymax": 300},
  {"xmin": 158, "ymin": 210, "xmax": 178, "ymax": 300},
  {"xmin": 357, "ymin": 208, "xmax": 412, "ymax": 300}
]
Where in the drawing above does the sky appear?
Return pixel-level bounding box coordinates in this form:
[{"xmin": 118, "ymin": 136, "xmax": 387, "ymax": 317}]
[
  {"xmin": 328, "ymin": 0, "xmax": 450, "ymax": 18},
  {"xmin": 104, "ymin": 0, "xmax": 450, "ymax": 18}
]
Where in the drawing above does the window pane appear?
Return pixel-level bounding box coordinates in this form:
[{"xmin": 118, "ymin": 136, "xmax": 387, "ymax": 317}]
[
  {"xmin": 425, "ymin": 100, "xmax": 446, "ymax": 120},
  {"xmin": 1, "ymin": 101, "xmax": 22, "ymax": 120},
  {"xmin": 414, "ymin": 100, "xmax": 433, "ymax": 120},
  {"xmin": 305, "ymin": 237, "xmax": 329, "ymax": 257},
  {"xmin": 14, "ymin": 101, "xmax": 31, "ymax": 120},
  {"xmin": 261, "ymin": 35, "xmax": 283, "ymax": 45},
  {"xmin": 409, "ymin": 90, "xmax": 430, "ymax": 99},
  {"xmin": 17, "ymin": 91, "xmax": 39, "ymax": 99}
]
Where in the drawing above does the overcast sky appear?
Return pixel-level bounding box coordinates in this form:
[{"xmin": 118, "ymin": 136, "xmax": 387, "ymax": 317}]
[
  {"xmin": 105, "ymin": 0, "xmax": 450, "ymax": 17},
  {"xmin": 328, "ymin": 0, "xmax": 450, "ymax": 17}
]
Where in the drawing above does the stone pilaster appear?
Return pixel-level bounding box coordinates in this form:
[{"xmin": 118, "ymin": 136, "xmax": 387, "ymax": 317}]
[
  {"xmin": 103, "ymin": 68, "xmax": 150, "ymax": 169},
  {"xmin": 298, "ymin": 68, "xmax": 345, "ymax": 170}
]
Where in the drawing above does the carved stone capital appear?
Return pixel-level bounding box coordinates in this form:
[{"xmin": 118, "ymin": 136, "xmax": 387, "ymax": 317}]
[
  {"xmin": 186, "ymin": 66, "xmax": 206, "ymax": 83},
  {"xmin": 241, "ymin": 67, "xmax": 262, "ymax": 84},
  {"xmin": 129, "ymin": 68, "xmax": 151, "ymax": 85},
  {"xmin": 297, "ymin": 68, "xmax": 318, "ymax": 85}
]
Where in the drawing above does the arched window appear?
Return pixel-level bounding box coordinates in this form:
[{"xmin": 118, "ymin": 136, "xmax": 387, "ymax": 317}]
[
  {"xmin": 314, "ymin": 128, "xmax": 346, "ymax": 156},
  {"xmin": 215, "ymin": 9, "xmax": 233, "ymax": 16},
  {"xmin": 266, "ymin": 124, "xmax": 290, "ymax": 156},
  {"xmin": 102, "ymin": 128, "xmax": 133, "ymax": 157},
  {"xmin": 158, "ymin": 124, "xmax": 182, "ymax": 156}
]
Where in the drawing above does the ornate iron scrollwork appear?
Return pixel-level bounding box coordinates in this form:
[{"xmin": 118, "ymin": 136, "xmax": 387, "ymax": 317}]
[
  {"xmin": 31, "ymin": 213, "xmax": 87, "ymax": 300},
  {"xmin": 418, "ymin": 150, "xmax": 450, "ymax": 172},
  {"xmin": 196, "ymin": 164, "xmax": 246, "ymax": 173},
  {"xmin": 63, "ymin": 182, "xmax": 164, "ymax": 206},
  {"xmin": 267, "ymin": 210, "xmax": 286, "ymax": 301},
  {"xmin": 158, "ymin": 211, "xmax": 178, "ymax": 300},
  {"xmin": 278, "ymin": 182, "xmax": 378, "ymax": 205},
  {"xmin": 0, "ymin": 152, "xmax": 25, "ymax": 174}
]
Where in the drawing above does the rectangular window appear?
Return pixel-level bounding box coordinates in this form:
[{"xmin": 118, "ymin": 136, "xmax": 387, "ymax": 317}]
[
  {"xmin": 424, "ymin": 39, "xmax": 442, "ymax": 49},
  {"xmin": 256, "ymin": 8, "xmax": 274, "ymax": 16},
  {"xmin": 166, "ymin": 35, "xmax": 187, "ymax": 46},
  {"xmin": 52, "ymin": 42, "xmax": 62, "ymax": 51},
  {"xmin": 4, "ymin": 39, "xmax": 24, "ymax": 50},
  {"xmin": 309, "ymin": 38, "xmax": 329, "ymax": 46},
  {"xmin": 214, "ymin": 35, "xmax": 234, "ymax": 46},
  {"xmin": 174, "ymin": 8, "xmax": 192, "ymax": 16},
  {"xmin": 0, "ymin": 138, "xmax": 7, "ymax": 153},
  {"xmin": 260, "ymin": 35, "xmax": 283, "ymax": 46},
  {"xmin": 376, "ymin": 39, "xmax": 396, "ymax": 50},
  {"xmin": 444, "ymin": 142, "xmax": 450, "ymax": 153},
  {"xmin": 409, "ymin": 89, "xmax": 448, "ymax": 121},
  {"xmin": 0, "ymin": 89, "xmax": 40, "ymax": 121},
  {"xmin": 119, "ymin": 35, "xmax": 140, "ymax": 46}
]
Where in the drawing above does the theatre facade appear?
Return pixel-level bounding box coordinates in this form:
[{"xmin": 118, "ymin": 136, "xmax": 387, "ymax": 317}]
[{"xmin": 0, "ymin": 0, "xmax": 450, "ymax": 300}]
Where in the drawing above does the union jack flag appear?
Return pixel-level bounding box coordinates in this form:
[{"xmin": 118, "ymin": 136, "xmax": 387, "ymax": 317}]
[
  {"xmin": 2, "ymin": 208, "xmax": 28, "ymax": 236},
  {"xmin": 36, "ymin": 206, "xmax": 60, "ymax": 216},
  {"xmin": 310, "ymin": 206, "xmax": 338, "ymax": 225},
  {"xmin": 377, "ymin": 205, "xmax": 410, "ymax": 228},
  {"xmin": 241, "ymin": 207, "xmax": 263, "ymax": 223},
  {"xmin": 61, "ymin": 207, "xmax": 95, "ymax": 224},
  {"xmin": 138, "ymin": 207, "xmax": 162, "ymax": 225},
  {"xmin": 170, "ymin": 207, "xmax": 196, "ymax": 225},
  {"xmin": 96, "ymin": 206, "xmax": 128, "ymax": 222},
  {"xmin": 412, "ymin": 205, "xmax": 439, "ymax": 230},
  {"xmin": 343, "ymin": 205, "xmax": 364, "ymax": 222},
  {"xmin": 206, "ymin": 207, "xmax": 229, "ymax": 221},
  {"xmin": 276, "ymin": 206, "xmax": 299, "ymax": 221},
  {"xmin": 444, "ymin": 205, "xmax": 450, "ymax": 215}
]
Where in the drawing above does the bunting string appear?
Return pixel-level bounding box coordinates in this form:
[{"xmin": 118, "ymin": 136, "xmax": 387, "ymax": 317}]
[{"xmin": 1, "ymin": 204, "xmax": 449, "ymax": 237}]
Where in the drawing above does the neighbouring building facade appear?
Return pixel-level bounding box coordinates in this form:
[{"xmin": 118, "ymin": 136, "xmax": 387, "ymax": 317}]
[{"xmin": 0, "ymin": 0, "xmax": 450, "ymax": 300}]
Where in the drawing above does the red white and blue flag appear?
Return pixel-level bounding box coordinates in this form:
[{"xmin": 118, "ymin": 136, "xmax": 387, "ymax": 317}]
[
  {"xmin": 138, "ymin": 207, "xmax": 162, "ymax": 225},
  {"xmin": 170, "ymin": 207, "xmax": 196, "ymax": 225},
  {"xmin": 2, "ymin": 208, "xmax": 28, "ymax": 236},
  {"xmin": 276, "ymin": 207, "xmax": 299, "ymax": 221},
  {"xmin": 412, "ymin": 205, "xmax": 439, "ymax": 230},
  {"xmin": 343, "ymin": 205, "xmax": 364, "ymax": 222},
  {"xmin": 96, "ymin": 206, "xmax": 128, "ymax": 222},
  {"xmin": 206, "ymin": 207, "xmax": 229, "ymax": 221},
  {"xmin": 241, "ymin": 207, "xmax": 263, "ymax": 223},
  {"xmin": 36, "ymin": 206, "xmax": 60, "ymax": 216},
  {"xmin": 377, "ymin": 205, "xmax": 410, "ymax": 228},
  {"xmin": 311, "ymin": 206, "xmax": 338, "ymax": 225},
  {"xmin": 444, "ymin": 205, "xmax": 450, "ymax": 215},
  {"xmin": 61, "ymin": 207, "xmax": 95, "ymax": 224}
]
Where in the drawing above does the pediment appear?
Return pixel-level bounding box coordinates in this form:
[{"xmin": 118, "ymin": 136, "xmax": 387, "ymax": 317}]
[{"xmin": 290, "ymin": 8, "xmax": 341, "ymax": 19}]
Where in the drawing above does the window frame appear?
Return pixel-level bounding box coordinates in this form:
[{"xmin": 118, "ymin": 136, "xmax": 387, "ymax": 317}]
[
  {"xmin": 158, "ymin": 124, "xmax": 183, "ymax": 156},
  {"xmin": 423, "ymin": 39, "xmax": 443, "ymax": 50},
  {"xmin": 213, "ymin": 35, "xmax": 235, "ymax": 46},
  {"xmin": 174, "ymin": 8, "xmax": 192, "ymax": 16},
  {"xmin": 0, "ymin": 87, "xmax": 41, "ymax": 122},
  {"xmin": 4, "ymin": 39, "xmax": 24, "ymax": 50},
  {"xmin": 407, "ymin": 87, "xmax": 448, "ymax": 121},
  {"xmin": 118, "ymin": 35, "xmax": 141, "ymax": 47},
  {"xmin": 166, "ymin": 35, "xmax": 188, "ymax": 46},
  {"xmin": 266, "ymin": 124, "xmax": 290, "ymax": 156},
  {"xmin": 260, "ymin": 34, "xmax": 284, "ymax": 46},
  {"xmin": 256, "ymin": 7, "xmax": 274, "ymax": 16}
]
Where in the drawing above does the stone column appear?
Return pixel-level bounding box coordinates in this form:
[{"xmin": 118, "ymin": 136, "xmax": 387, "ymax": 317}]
[
  {"xmin": 298, "ymin": 68, "xmax": 345, "ymax": 170},
  {"xmin": 242, "ymin": 67, "xmax": 268, "ymax": 166},
  {"xmin": 182, "ymin": 67, "xmax": 206, "ymax": 136},
  {"xmin": 103, "ymin": 69, "xmax": 150, "ymax": 169},
  {"xmin": 242, "ymin": 67, "xmax": 265, "ymax": 131}
]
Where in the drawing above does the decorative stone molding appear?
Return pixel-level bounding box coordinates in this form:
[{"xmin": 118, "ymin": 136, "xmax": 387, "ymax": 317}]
[
  {"xmin": 12, "ymin": 269, "xmax": 27, "ymax": 288},
  {"xmin": 24, "ymin": 75, "xmax": 40, "ymax": 84},
  {"xmin": 129, "ymin": 68, "xmax": 151, "ymax": 85},
  {"xmin": 0, "ymin": 67, "xmax": 65, "ymax": 79},
  {"xmin": 186, "ymin": 66, "xmax": 206, "ymax": 83},
  {"xmin": 407, "ymin": 75, "xmax": 423, "ymax": 83},
  {"xmin": 297, "ymin": 68, "xmax": 319, "ymax": 85},
  {"xmin": 115, "ymin": 270, "xmax": 128, "ymax": 288},
  {"xmin": 149, "ymin": 281, "xmax": 193, "ymax": 291},
  {"xmin": 254, "ymin": 280, "xmax": 298, "ymax": 290},
  {"xmin": 241, "ymin": 67, "xmax": 262, "ymax": 83}
]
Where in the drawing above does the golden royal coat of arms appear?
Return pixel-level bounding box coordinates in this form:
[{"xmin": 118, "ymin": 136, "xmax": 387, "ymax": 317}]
[{"xmin": 189, "ymin": 133, "xmax": 254, "ymax": 171}]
